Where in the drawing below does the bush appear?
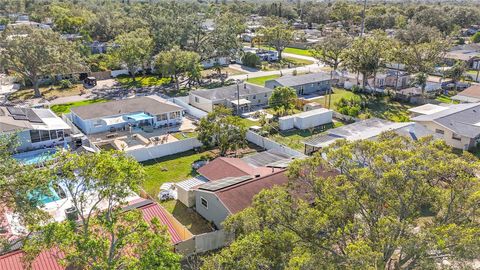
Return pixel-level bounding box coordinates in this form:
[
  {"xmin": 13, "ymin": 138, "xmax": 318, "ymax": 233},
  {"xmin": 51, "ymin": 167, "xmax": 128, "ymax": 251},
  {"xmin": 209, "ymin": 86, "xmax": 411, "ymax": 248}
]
[
  {"xmin": 472, "ymin": 32, "xmax": 480, "ymax": 43},
  {"xmin": 242, "ymin": 52, "xmax": 261, "ymax": 68},
  {"xmin": 292, "ymin": 69, "xmax": 298, "ymax": 76},
  {"xmin": 335, "ymin": 96, "xmax": 364, "ymax": 117},
  {"xmin": 58, "ymin": 79, "xmax": 73, "ymax": 89}
]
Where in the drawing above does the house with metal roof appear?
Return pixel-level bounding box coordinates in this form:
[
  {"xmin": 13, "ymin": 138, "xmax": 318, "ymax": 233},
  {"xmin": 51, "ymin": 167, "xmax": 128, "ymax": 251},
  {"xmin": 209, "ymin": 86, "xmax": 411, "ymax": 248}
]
[
  {"xmin": 411, "ymin": 103, "xmax": 480, "ymax": 150},
  {"xmin": 0, "ymin": 106, "xmax": 71, "ymax": 153},
  {"xmin": 70, "ymin": 95, "xmax": 184, "ymax": 135},
  {"xmin": 303, "ymin": 118, "xmax": 435, "ymax": 155},
  {"xmin": 188, "ymin": 83, "xmax": 272, "ymax": 113},
  {"xmin": 265, "ymin": 72, "xmax": 332, "ymax": 95}
]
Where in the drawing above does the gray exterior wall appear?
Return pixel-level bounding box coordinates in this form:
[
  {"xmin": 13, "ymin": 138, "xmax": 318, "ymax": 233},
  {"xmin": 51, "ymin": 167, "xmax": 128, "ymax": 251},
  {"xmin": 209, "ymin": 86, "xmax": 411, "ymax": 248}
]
[
  {"xmin": 194, "ymin": 190, "xmax": 230, "ymax": 229},
  {"xmin": 265, "ymin": 80, "xmax": 331, "ymax": 95},
  {"xmin": 189, "ymin": 91, "xmax": 272, "ymax": 113}
]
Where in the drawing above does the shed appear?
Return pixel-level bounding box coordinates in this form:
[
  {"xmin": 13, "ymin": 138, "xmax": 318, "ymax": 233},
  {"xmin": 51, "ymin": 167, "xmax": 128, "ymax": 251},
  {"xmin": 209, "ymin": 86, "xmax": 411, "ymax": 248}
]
[
  {"xmin": 175, "ymin": 176, "xmax": 208, "ymax": 207},
  {"xmin": 278, "ymin": 115, "xmax": 295, "ymax": 130},
  {"xmin": 294, "ymin": 108, "xmax": 333, "ymax": 130}
]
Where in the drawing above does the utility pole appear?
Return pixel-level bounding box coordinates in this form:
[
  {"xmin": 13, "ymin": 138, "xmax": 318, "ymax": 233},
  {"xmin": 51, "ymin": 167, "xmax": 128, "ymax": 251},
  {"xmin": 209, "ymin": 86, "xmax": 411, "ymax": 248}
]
[
  {"xmin": 360, "ymin": 0, "xmax": 367, "ymax": 37},
  {"xmin": 236, "ymin": 81, "xmax": 240, "ymax": 116}
]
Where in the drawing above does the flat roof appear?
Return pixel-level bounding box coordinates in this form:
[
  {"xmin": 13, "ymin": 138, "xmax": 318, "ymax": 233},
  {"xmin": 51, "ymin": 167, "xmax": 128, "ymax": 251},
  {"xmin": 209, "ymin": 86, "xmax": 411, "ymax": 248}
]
[
  {"xmin": 408, "ymin": 104, "xmax": 449, "ymax": 115},
  {"xmin": 268, "ymin": 72, "xmax": 331, "ymax": 87},
  {"xmin": 191, "ymin": 83, "xmax": 271, "ymax": 101},
  {"xmin": 70, "ymin": 95, "xmax": 183, "ymax": 120}
]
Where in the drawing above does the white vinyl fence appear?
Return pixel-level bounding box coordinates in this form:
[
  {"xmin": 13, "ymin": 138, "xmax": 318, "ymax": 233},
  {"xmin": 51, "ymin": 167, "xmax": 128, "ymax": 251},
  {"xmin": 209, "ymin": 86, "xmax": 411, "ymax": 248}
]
[
  {"xmin": 171, "ymin": 96, "xmax": 208, "ymax": 119},
  {"xmin": 246, "ymin": 131, "xmax": 305, "ymax": 157},
  {"xmin": 126, "ymin": 138, "xmax": 202, "ymax": 162},
  {"xmin": 175, "ymin": 229, "xmax": 230, "ymax": 256}
]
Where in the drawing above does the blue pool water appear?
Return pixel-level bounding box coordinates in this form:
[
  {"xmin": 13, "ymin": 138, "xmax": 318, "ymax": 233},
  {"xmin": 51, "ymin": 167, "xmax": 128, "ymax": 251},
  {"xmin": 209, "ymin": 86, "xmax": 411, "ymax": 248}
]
[
  {"xmin": 13, "ymin": 148, "xmax": 57, "ymax": 165},
  {"xmin": 28, "ymin": 184, "xmax": 62, "ymax": 205}
]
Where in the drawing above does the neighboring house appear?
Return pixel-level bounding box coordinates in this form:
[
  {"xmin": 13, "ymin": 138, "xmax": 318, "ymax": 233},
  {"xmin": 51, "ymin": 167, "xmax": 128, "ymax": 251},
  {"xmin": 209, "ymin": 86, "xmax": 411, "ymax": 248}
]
[
  {"xmin": 340, "ymin": 70, "xmax": 410, "ymax": 91},
  {"xmin": 88, "ymin": 40, "xmax": 109, "ymax": 54},
  {"xmin": 201, "ymin": 56, "xmax": 230, "ymax": 69},
  {"xmin": 194, "ymin": 170, "xmax": 289, "ymax": 229},
  {"xmin": 189, "ymin": 83, "xmax": 272, "ymax": 113},
  {"xmin": 0, "ymin": 106, "xmax": 71, "ymax": 153},
  {"xmin": 175, "ymin": 150, "xmax": 297, "ymax": 208},
  {"xmin": 303, "ymin": 118, "xmax": 434, "ymax": 155},
  {"xmin": 445, "ymin": 44, "xmax": 480, "ymax": 69},
  {"xmin": 452, "ymin": 85, "xmax": 480, "ymax": 103},
  {"xmin": 0, "ymin": 199, "xmax": 185, "ymax": 270},
  {"xmin": 241, "ymin": 47, "xmax": 279, "ymax": 62},
  {"xmin": 407, "ymin": 103, "xmax": 450, "ymax": 118},
  {"xmin": 265, "ymin": 72, "xmax": 332, "ymax": 95},
  {"xmin": 70, "ymin": 95, "xmax": 184, "ymax": 135},
  {"xmin": 411, "ymin": 103, "xmax": 480, "ymax": 150}
]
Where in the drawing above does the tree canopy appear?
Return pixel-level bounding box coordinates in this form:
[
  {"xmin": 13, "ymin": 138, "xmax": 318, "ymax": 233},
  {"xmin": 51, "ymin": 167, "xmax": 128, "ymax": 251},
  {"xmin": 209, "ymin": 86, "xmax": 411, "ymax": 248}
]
[
  {"xmin": 268, "ymin": 86, "xmax": 297, "ymax": 116},
  {"xmin": 203, "ymin": 133, "xmax": 480, "ymax": 269}
]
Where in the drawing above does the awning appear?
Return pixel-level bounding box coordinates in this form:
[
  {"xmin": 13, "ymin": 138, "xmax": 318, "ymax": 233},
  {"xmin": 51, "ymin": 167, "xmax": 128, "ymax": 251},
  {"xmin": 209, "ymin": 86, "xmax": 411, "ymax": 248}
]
[
  {"xmin": 126, "ymin": 112, "xmax": 154, "ymax": 121},
  {"xmin": 102, "ymin": 116, "xmax": 126, "ymax": 126},
  {"xmin": 231, "ymin": 99, "xmax": 251, "ymax": 106}
]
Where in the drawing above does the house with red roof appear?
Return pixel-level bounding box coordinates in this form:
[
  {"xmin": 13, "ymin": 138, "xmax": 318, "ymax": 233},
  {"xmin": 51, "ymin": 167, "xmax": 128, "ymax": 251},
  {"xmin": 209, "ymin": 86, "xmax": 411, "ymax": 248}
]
[
  {"xmin": 0, "ymin": 200, "xmax": 188, "ymax": 270},
  {"xmin": 194, "ymin": 170, "xmax": 289, "ymax": 229}
]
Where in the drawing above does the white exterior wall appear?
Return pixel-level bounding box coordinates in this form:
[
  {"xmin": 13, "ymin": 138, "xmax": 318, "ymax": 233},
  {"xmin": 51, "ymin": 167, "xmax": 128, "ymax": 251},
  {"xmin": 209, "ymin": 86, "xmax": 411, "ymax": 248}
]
[
  {"xmin": 416, "ymin": 121, "xmax": 475, "ymax": 150},
  {"xmin": 294, "ymin": 110, "xmax": 333, "ymax": 130},
  {"xmin": 189, "ymin": 94, "xmax": 215, "ymax": 113},
  {"xmin": 176, "ymin": 186, "xmax": 196, "ymax": 207},
  {"xmin": 246, "ymin": 131, "xmax": 305, "ymax": 157},
  {"xmin": 172, "ymin": 96, "xmax": 208, "ymax": 118},
  {"xmin": 126, "ymin": 138, "xmax": 202, "ymax": 162},
  {"xmin": 279, "ymin": 116, "xmax": 295, "ymax": 130}
]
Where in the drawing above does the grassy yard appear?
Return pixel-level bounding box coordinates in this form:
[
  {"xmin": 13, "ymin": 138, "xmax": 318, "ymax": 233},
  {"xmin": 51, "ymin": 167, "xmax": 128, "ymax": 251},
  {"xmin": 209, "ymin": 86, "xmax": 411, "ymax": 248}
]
[
  {"xmin": 436, "ymin": 94, "xmax": 459, "ymax": 104},
  {"xmin": 172, "ymin": 131, "xmax": 198, "ymax": 140},
  {"xmin": 9, "ymin": 84, "xmax": 86, "ymax": 101},
  {"xmin": 269, "ymin": 122, "xmax": 341, "ymax": 151},
  {"xmin": 283, "ymin": 56, "xmax": 314, "ymax": 66},
  {"xmin": 312, "ymin": 88, "xmax": 413, "ymax": 122},
  {"xmin": 116, "ymin": 75, "xmax": 171, "ymax": 88},
  {"xmin": 284, "ymin": 47, "xmax": 313, "ymax": 57},
  {"xmin": 141, "ymin": 150, "xmax": 214, "ymax": 199},
  {"xmin": 50, "ymin": 99, "xmax": 108, "ymax": 115},
  {"xmin": 246, "ymin": 74, "xmax": 280, "ymax": 86},
  {"xmin": 160, "ymin": 200, "xmax": 214, "ymax": 235}
]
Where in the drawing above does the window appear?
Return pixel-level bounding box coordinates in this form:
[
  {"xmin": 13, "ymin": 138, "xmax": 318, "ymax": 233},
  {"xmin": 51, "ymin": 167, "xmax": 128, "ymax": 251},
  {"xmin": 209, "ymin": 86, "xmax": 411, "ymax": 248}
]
[
  {"xmin": 252, "ymin": 95, "xmax": 256, "ymax": 99},
  {"xmin": 201, "ymin": 197, "xmax": 208, "ymax": 208},
  {"xmin": 30, "ymin": 130, "xmax": 41, "ymax": 143},
  {"xmin": 452, "ymin": 133, "xmax": 462, "ymax": 141},
  {"xmin": 264, "ymin": 93, "xmax": 267, "ymax": 97},
  {"xmin": 435, "ymin": 129, "xmax": 444, "ymax": 135},
  {"xmin": 50, "ymin": 130, "xmax": 58, "ymax": 140},
  {"xmin": 170, "ymin": 111, "xmax": 181, "ymax": 119},
  {"xmin": 157, "ymin": 114, "xmax": 168, "ymax": 121},
  {"xmin": 195, "ymin": 96, "xmax": 199, "ymax": 103},
  {"xmin": 40, "ymin": 130, "xmax": 50, "ymax": 141}
]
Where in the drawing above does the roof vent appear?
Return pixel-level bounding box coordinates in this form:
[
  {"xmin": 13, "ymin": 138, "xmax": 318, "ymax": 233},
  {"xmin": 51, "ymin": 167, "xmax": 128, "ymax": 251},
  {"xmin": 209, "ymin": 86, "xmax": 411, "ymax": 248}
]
[{"xmin": 255, "ymin": 174, "xmax": 261, "ymax": 178}]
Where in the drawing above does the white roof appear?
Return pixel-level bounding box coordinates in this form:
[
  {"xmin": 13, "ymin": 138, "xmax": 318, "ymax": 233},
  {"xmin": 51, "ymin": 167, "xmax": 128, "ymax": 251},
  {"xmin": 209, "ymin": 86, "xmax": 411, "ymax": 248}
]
[
  {"xmin": 294, "ymin": 108, "xmax": 332, "ymax": 119},
  {"xmin": 231, "ymin": 98, "xmax": 251, "ymax": 106},
  {"xmin": 175, "ymin": 176, "xmax": 208, "ymax": 191},
  {"xmin": 408, "ymin": 104, "xmax": 449, "ymax": 116}
]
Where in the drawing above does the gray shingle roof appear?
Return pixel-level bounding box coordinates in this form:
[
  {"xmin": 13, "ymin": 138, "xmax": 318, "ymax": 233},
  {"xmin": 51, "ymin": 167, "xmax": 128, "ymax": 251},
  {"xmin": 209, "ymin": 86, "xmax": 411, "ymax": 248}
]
[
  {"xmin": 267, "ymin": 72, "xmax": 331, "ymax": 87},
  {"xmin": 191, "ymin": 83, "xmax": 271, "ymax": 101},
  {"xmin": 70, "ymin": 96, "xmax": 183, "ymax": 120},
  {"xmin": 412, "ymin": 103, "xmax": 480, "ymax": 138}
]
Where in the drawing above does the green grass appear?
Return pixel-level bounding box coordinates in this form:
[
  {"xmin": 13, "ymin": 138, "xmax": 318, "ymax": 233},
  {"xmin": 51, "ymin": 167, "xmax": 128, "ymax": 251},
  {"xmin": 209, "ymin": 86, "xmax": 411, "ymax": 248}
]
[
  {"xmin": 116, "ymin": 75, "xmax": 171, "ymax": 88},
  {"xmin": 269, "ymin": 122, "xmax": 340, "ymax": 151},
  {"xmin": 160, "ymin": 200, "xmax": 213, "ymax": 235},
  {"xmin": 282, "ymin": 56, "xmax": 314, "ymax": 66},
  {"xmin": 50, "ymin": 99, "xmax": 108, "ymax": 115},
  {"xmin": 284, "ymin": 47, "xmax": 313, "ymax": 57},
  {"xmin": 246, "ymin": 74, "xmax": 280, "ymax": 86},
  {"xmin": 312, "ymin": 88, "xmax": 413, "ymax": 122},
  {"xmin": 172, "ymin": 131, "xmax": 198, "ymax": 140},
  {"xmin": 141, "ymin": 150, "xmax": 213, "ymax": 199},
  {"xmin": 436, "ymin": 94, "xmax": 459, "ymax": 104}
]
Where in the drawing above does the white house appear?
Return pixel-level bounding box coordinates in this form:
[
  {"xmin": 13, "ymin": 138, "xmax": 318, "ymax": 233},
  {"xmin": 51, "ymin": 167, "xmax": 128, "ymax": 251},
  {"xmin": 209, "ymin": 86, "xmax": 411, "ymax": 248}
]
[{"xmin": 70, "ymin": 95, "xmax": 184, "ymax": 135}]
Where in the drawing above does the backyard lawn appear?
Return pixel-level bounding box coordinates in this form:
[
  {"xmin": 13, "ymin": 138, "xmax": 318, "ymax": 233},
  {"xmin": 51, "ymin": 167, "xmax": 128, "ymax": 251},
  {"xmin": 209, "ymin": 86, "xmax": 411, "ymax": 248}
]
[
  {"xmin": 116, "ymin": 75, "xmax": 171, "ymax": 88},
  {"xmin": 283, "ymin": 56, "xmax": 314, "ymax": 66},
  {"xmin": 160, "ymin": 200, "xmax": 214, "ymax": 235},
  {"xmin": 9, "ymin": 84, "xmax": 86, "ymax": 101},
  {"xmin": 436, "ymin": 94, "xmax": 459, "ymax": 104},
  {"xmin": 284, "ymin": 47, "xmax": 313, "ymax": 57},
  {"xmin": 312, "ymin": 88, "xmax": 413, "ymax": 122},
  {"xmin": 50, "ymin": 99, "xmax": 108, "ymax": 115},
  {"xmin": 246, "ymin": 74, "xmax": 280, "ymax": 86},
  {"xmin": 269, "ymin": 122, "xmax": 342, "ymax": 151},
  {"xmin": 141, "ymin": 150, "xmax": 214, "ymax": 199}
]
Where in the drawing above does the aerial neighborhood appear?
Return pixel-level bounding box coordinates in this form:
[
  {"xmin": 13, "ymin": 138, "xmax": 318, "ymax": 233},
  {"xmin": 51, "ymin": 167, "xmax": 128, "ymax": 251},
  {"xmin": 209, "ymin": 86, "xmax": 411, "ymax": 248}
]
[{"xmin": 1, "ymin": 0, "xmax": 480, "ymax": 269}]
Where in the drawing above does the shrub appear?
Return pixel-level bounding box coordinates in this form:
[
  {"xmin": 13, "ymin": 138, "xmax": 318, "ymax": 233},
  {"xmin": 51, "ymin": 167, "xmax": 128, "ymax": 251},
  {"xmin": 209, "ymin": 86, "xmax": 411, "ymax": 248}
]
[
  {"xmin": 58, "ymin": 79, "xmax": 73, "ymax": 89},
  {"xmin": 242, "ymin": 52, "xmax": 261, "ymax": 68}
]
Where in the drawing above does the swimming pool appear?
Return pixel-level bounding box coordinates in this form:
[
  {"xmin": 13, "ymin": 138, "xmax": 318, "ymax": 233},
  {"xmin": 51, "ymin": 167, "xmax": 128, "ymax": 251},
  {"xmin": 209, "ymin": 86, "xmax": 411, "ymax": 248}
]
[
  {"xmin": 28, "ymin": 184, "xmax": 62, "ymax": 205},
  {"xmin": 13, "ymin": 148, "xmax": 57, "ymax": 165}
]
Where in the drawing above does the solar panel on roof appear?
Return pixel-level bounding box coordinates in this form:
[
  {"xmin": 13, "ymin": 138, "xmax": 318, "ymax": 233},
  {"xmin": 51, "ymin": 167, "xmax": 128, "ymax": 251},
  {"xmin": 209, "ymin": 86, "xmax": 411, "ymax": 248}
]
[
  {"xmin": 7, "ymin": 107, "xmax": 26, "ymax": 116},
  {"xmin": 12, "ymin": 115, "xmax": 28, "ymax": 121},
  {"xmin": 25, "ymin": 109, "xmax": 42, "ymax": 123},
  {"xmin": 199, "ymin": 175, "xmax": 253, "ymax": 191}
]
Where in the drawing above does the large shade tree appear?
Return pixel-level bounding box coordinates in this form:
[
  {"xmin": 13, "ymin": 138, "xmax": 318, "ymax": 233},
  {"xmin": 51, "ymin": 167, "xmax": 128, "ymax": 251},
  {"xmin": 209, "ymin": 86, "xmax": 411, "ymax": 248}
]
[
  {"xmin": 155, "ymin": 46, "xmax": 202, "ymax": 90},
  {"xmin": 203, "ymin": 133, "xmax": 480, "ymax": 269},
  {"xmin": 23, "ymin": 150, "xmax": 180, "ymax": 270},
  {"xmin": 110, "ymin": 28, "xmax": 154, "ymax": 82},
  {"xmin": 258, "ymin": 17, "xmax": 294, "ymax": 60},
  {"xmin": 0, "ymin": 27, "xmax": 85, "ymax": 97}
]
